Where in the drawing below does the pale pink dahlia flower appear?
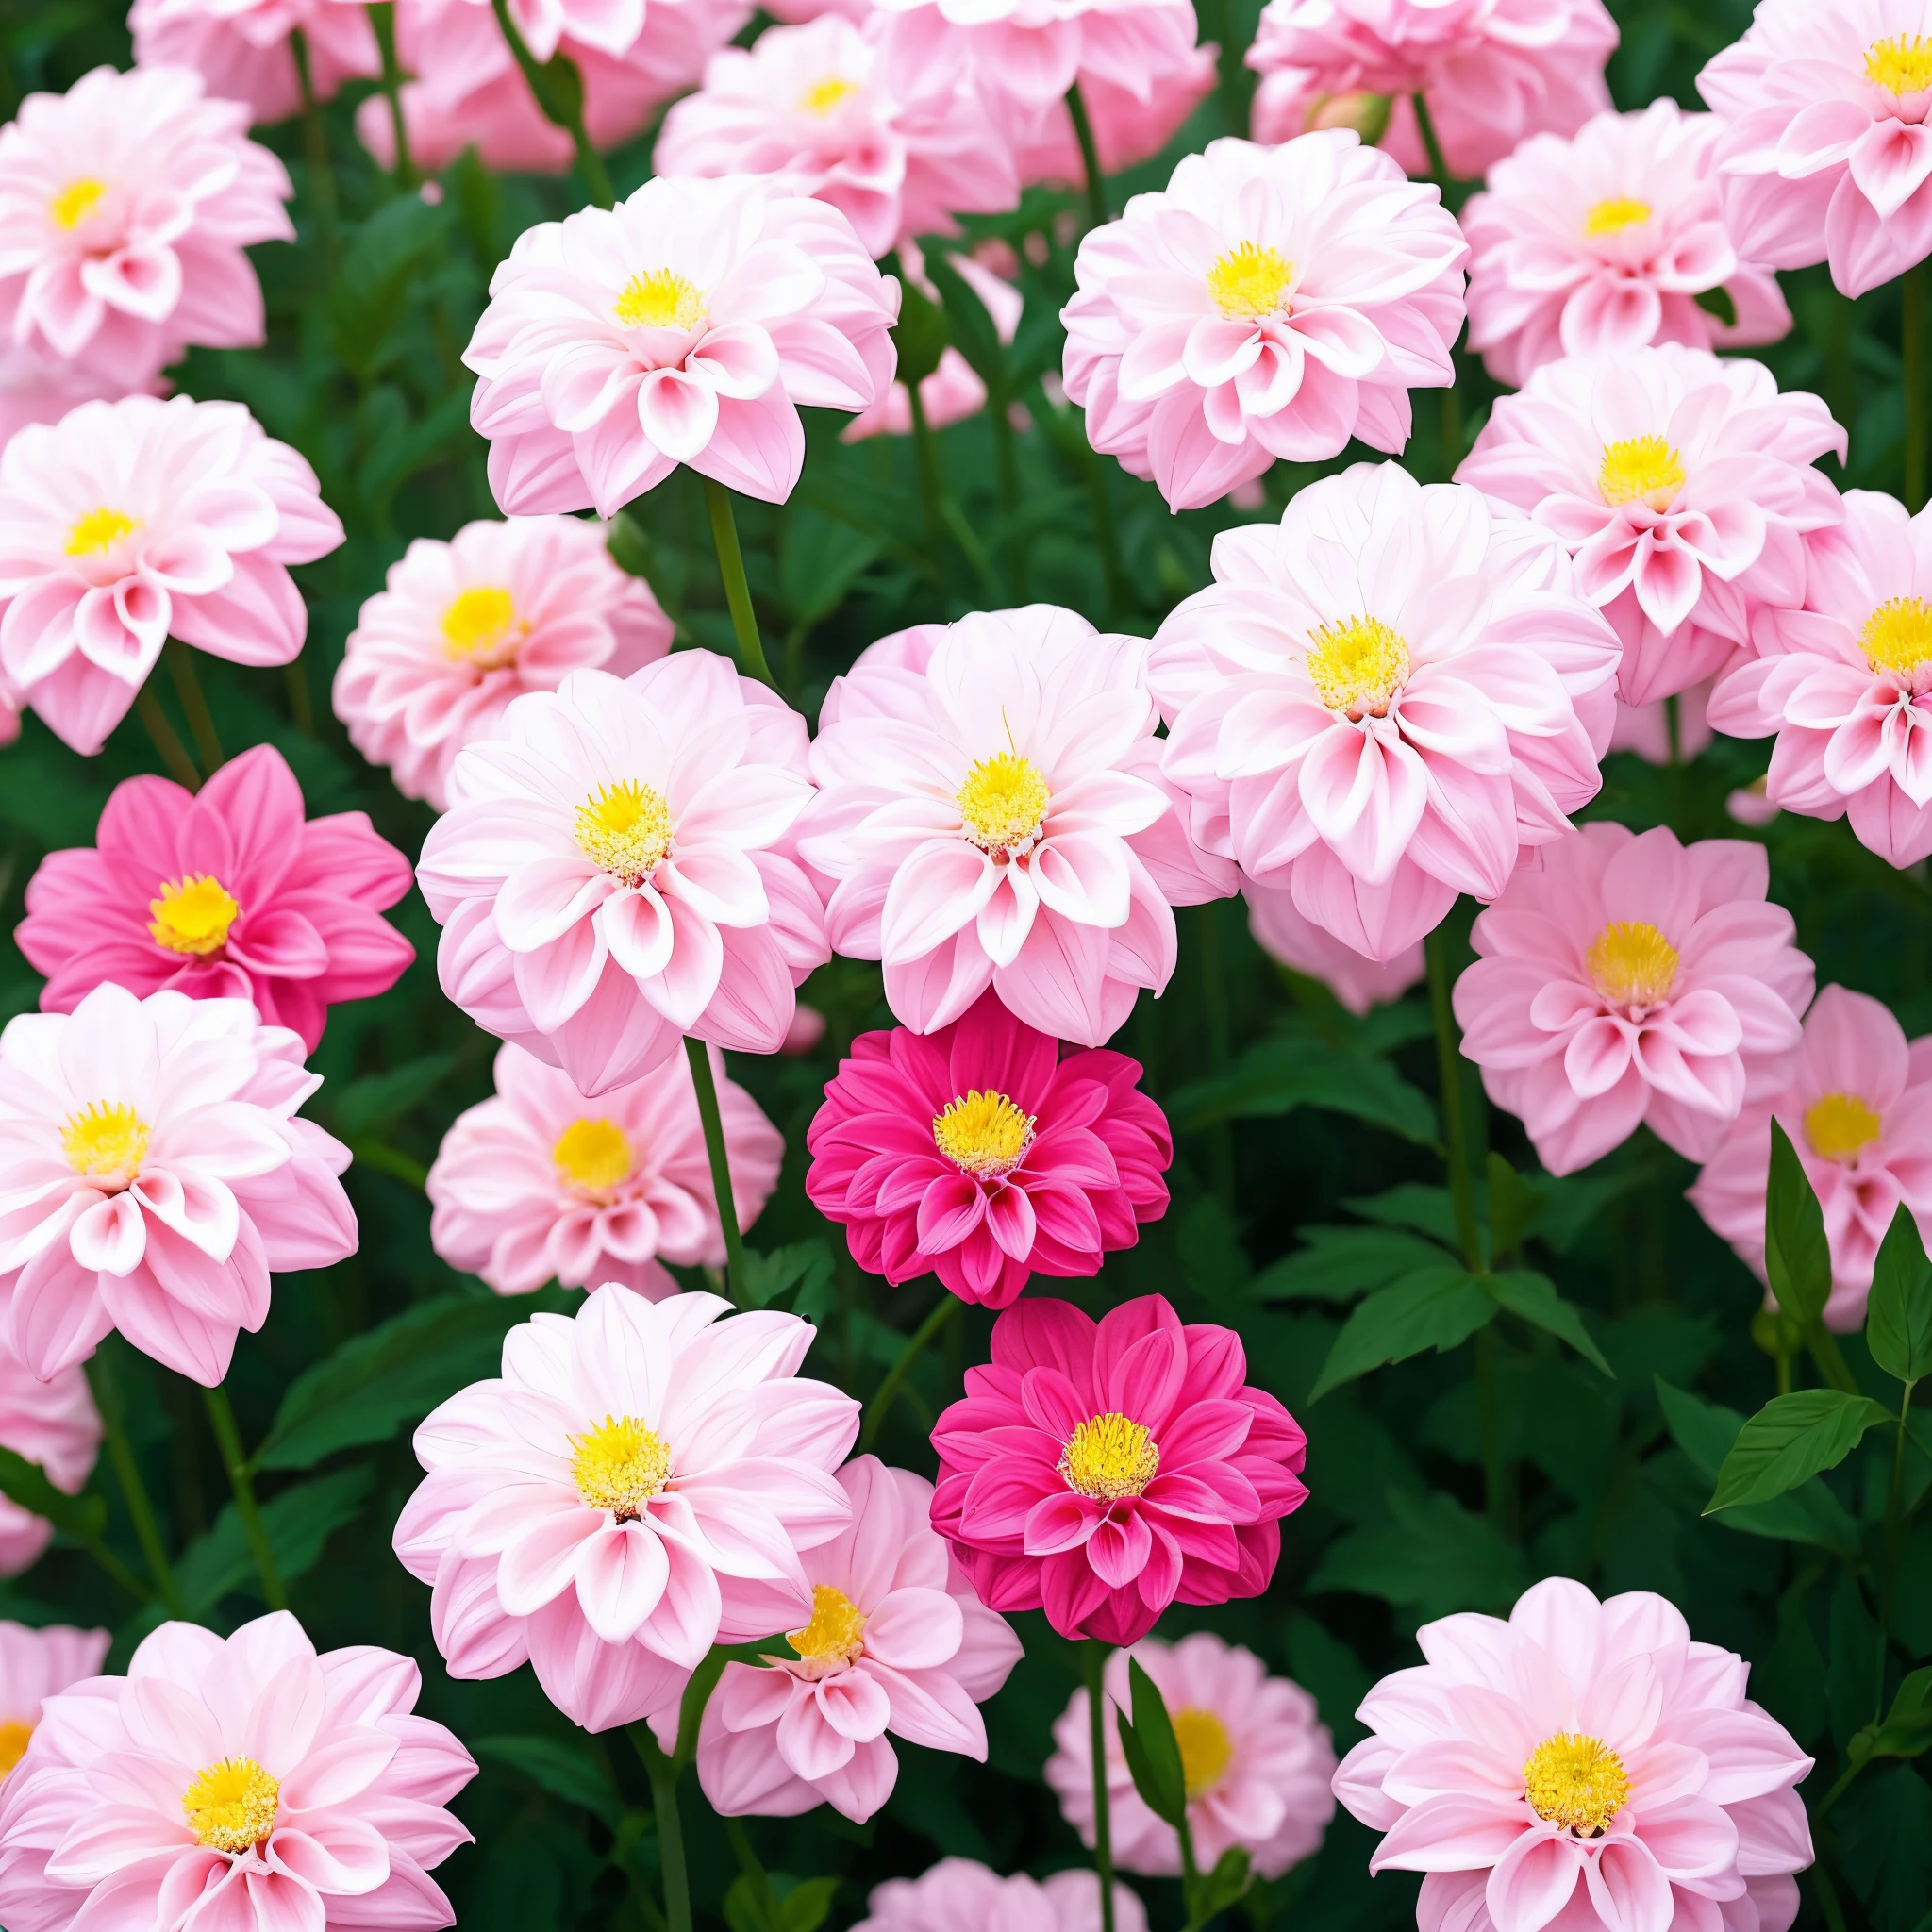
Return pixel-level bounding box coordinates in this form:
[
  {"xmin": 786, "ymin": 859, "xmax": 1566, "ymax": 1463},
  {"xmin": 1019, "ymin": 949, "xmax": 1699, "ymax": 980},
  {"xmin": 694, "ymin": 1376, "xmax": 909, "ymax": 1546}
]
[
  {"xmin": 1453, "ymin": 823, "xmax": 1814, "ymax": 1176},
  {"xmin": 1707, "ymin": 489, "xmax": 1932, "ymax": 869},
  {"xmin": 471, "ymin": 0, "xmax": 644, "ymax": 60},
  {"xmin": 696, "ymin": 1456, "xmax": 1023, "ymax": 1823},
  {"xmin": 1699, "ymin": 0, "xmax": 1932, "ymax": 299},
  {"xmin": 465, "ymin": 176, "xmax": 898, "ymax": 514},
  {"xmin": 1247, "ymin": 0, "xmax": 1617, "ymax": 181},
  {"xmin": 333, "ymin": 514, "xmax": 672, "ymax": 813},
  {"xmin": 0, "ymin": 393, "xmax": 343, "ymax": 758},
  {"xmin": 1333, "ymin": 1575, "xmax": 1813, "ymax": 1932},
  {"xmin": 418, "ymin": 653, "xmax": 828, "ymax": 1098},
  {"xmin": 0, "ymin": 1610, "xmax": 477, "ymax": 1932},
  {"xmin": 393, "ymin": 1285, "xmax": 859, "ymax": 1733},
  {"xmin": 1457, "ymin": 347, "xmax": 1845, "ymax": 713},
  {"xmin": 0, "ymin": 1624, "xmax": 108, "ymax": 1783},
  {"xmin": 428, "ymin": 1041, "xmax": 783, "ymax": 1300},
  {"xmin": 798, "ymin": 606, "xmax": 1233, "ymax": 1047},
  {"xmin": 129, "ymin": 0, "xmax": 380, "ymax": 127},
  {"xmin": 1048, "ymin": 1633, "xmax": 1337, "ymax": 1880},
  {"xmin": 0, "ymin": 1351, "xmax": 99, "ymax": 1576},
  {"xmin": 0, "ymin": 346, "xmax": 133, "ymax": 463},
  {"xmin": 0, "ymin": 65, "xmax": 292, "ymax": 391},
  {"xmin": 1149, "ymin": 461, "xmax": 1620, "ymax": 963},
  {"xmin": 1690, "ymin": 984, "xmax": 1932, "ymax": 1332},
  {"xmin": 856, "ymin": 1860, "xmax": 1147, "ymax": 1932},
  {"xmin": 1061, "ymin": 132, "xmax": 1467, "ymax": 514},
  {"xmin": 1243, "ymin": 883, "xmax": 1424, "ymax": 1014},
  {"xmin": 0, "ymin": 982, "xmax": 357, "ymax": 1387},
  {"xmin": 931, "ymin": 1294, "xmax": 1308, "ymax": 1645},
  {"xmin": 17, "ymin": 743, "xmax": 413, "ymax": 1054},
  {"xmin": 1461, "ymin": 101, "xmax": 1790, "ymax": 390},
  {"xmin": 805, "ymin": 991, "xmax": 1172, "ymax": 1309}
]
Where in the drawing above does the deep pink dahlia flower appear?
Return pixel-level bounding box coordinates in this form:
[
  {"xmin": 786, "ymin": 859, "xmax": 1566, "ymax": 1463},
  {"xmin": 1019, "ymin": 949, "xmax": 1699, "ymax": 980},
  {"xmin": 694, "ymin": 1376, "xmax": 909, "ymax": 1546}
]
[
  {"xmin": 0, "ymin": 1611, "xmax": 477, "ymax": 1932},
  {"xmin": 0, "ymin": 1624, "xmax": 108, "ymax": 1784},
  {"xmin": 930, "ymin": 1295, "xmax": 1308, "ymax": 1645},
  {"xmin": 805, "ymin": 991, "xmax": 1172, "ymax": 1308},
  {"xmin": 129, "ymin": 0, "xmax": 380, "ymax": 126},
  {"xmin": 857, "ymin": 1859, "xmax": 1147, "ymax": 1932},
  {"xmin": 0, "ymin": 1347, "xmax": 98, "ymax": 1576},
  {"xmin": 17, "ymin": 743, "xmax": 413, "ymax": 1053},
  {"xmin": 1453, "ymin": 823, "xmax": 1814, "ymax": 1176},
  {"xmin": 1243, "ymin": 883, "xmax": 1424, "ymax": 1015},
  {"xmin": 1333, "ymin": 1575, "xmax": 1813, "ymax": 1932}
]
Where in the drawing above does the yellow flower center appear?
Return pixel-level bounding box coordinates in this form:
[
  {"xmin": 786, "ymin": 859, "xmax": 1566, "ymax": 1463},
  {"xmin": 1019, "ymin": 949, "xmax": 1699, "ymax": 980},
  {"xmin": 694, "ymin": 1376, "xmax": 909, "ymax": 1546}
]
[
  {"xmin": 1598, "ymin": 435, "xmax": 1685, "ymax": 512},
  {"xmin": 1805, "ymin": 1091, "xmax": 1883, "ymax": 1164},
  {"xmin": 1523, "ymin": 1733, "xmax": 1629, "ymax": 1837},
  {"xmin": 614, "ymin": 269, "xmax": 705, "ymax": 330},
  {"xmin": 1859, "ymin": 595, "xmax": 1932, "ymax": 677},
  {"xmin": 1583, "ymin": 196, "xmax": 1652, "ymax": 237},
  {"xmin": 933, "ymin": 1088, "xmax": 1036, "ymax": 1179},
  {"xmin": 571, "ymin": 1414, "xmax": 673, "ymax": 1519},
  {"xmin": 787, "ymin": 1583, "xmax": 869, "ymax": 1664},
  {"xmin": 1207, "ymin": 242, "xmax": 1293, "ymax": 320},
  {"xmin": 182, "ymin": 1757, "xmax": 281, "ymax": 1855},
  {"xmin": 1306, "ymin": 615, "xmax": 1409, "ymax": 717},
  {"xmin": 0, "ymin": 1720, "xmax": 34, "ymax": 1777},
  {"xmin": 1586, "ymin": 920, "xmax": 1678, "ymax": 1008},
  {"xmin": 799, "ymin": 75, "xmax": 859, "ymax": 113},
  {"xmin": 64, "ymin": 507, "xmax": 140, "ymax": 558},
  {"xmin": 1172, "ymin": 1706, "xmax": 1234, "ymax": 1797},
  {"xmin": 554, "ymin": 1117, "xmax": 633, "ymax": 1192},
  {"xmin": 1867, "ymin": 32, "xmax": 1932, "ymax": 96},
  {"xmin": 575, "ymin": 780, "xmax": 673, "ymax": 885},
  {"xmin": 441, "ymin": 586, "xmax": 523, "ymax": 666},
  {"xmin": 148, "ymin": 874, "xmax": 240, "ymax": 957},
  {"xmin": 60, "ymin": 1101, "xmax": 150, "ymax": 1183},
  {"xmin": 957, "ymin": 751, "xmax": 1050, "ymax": 858},
  {"xmin": 48, "ymin": 178, "xmax": 107, "ymax": 229},
  {"xmin": 1058, "ymin": 1412, "xmax": 1159, "ymax": 1502}
]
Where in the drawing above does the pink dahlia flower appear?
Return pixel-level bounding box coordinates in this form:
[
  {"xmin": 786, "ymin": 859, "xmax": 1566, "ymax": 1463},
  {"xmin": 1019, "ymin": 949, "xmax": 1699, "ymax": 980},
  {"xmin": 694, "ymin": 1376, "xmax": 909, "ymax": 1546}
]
[
  {"xmin": 1149, "ymin": 461, "xmax": 1620, "ymax": 963},
  {"xmin": 0, "ymin": 1624, "xmax": 108, "ymax": 1783},
  {"xmin": 805, "ymin": 991, "xmax": 1172, "ymax": 1308},
  {"xmin": 857, "ymin": 1860, "xmax": 1147, "ymax": 1932},
  {"xmin": 333, "ymin": 514, "xmax": 672, "ymax": 813},
  {"xmin": 467, "ymin": 0, "xmax": 643, "ymax": 61},
  {"xmin": 0, "ymin": 65, "xmax": 293, "ymax": 391},
  {"xmin": 1061, "ymin": 132, "xmax": 1467, "ymax": 513},
  {"xmin": 1047, "ymin": 1632, "xmax": 1337, "ymax": 1880},
  {"xmin": 1247, "ymin": 0, "xmax": 1616, "ymax": 180},
  {"xmin": 799, "ymin": 606, "xmax": 1233, "ymax": 1047},
  {"xmin": 418, "ymin": 653, "xmax": 828, "ymax": 1097},
  {"xmin": 1333, "ymin": 1575, "xmax": 1813, "ymax": 1932},
  {"xmin": 0, "ymin": 1349, "xmax": 99, "ymax": 1576},
  {"xmin": 1243, "ymin": 883, "xmax": 1424, "ymax": 1014},
  {"xmin": 17, "ymin": 743, "xmax": 413, "ymax": 1054},
  {"xmin": 0, "ymin": 393, "xmax": 343, "ymax": 758},
  {"xmin": 1453, "ymin": 823, "xmax": 1814, "ymax": 1176},
  {"xmin": 0, "ymin": 347, "xmax": 133, "ymax": 464},
  {"xmin": 1690, "ymin": 984, "xmax": 1932, "ymax": 1332},
  {"xmin": 931, "ymin": 1294, "xmax": 1308, "ymax": 1645},
  {"xmin": 465, "ymin": 176, "xmax": 898, "ymax": 514},
  {"xmin": 429, "ymin": 1041, "xmax": 783, "ymax": 1299},
  {"xmin": 1461, "ymin": 101, "xmax": 1790, "ymax": 390},
  {"xmin": 0, "ymin": 1610, "xmax": 477, "ymax": 1932},
  {"xmin": 656, "ymin": 14, "xmax": 1019, "ymax": 259},
  {"xmin": 1707, "ymin": 488, "xmax": 1932, "ymax": 869},
  {"xmin": 393, "ymin": 1285, "xmax": 859, "ymax": 1732},
  {"xmin": 1458, "ymin": 347, "xmax": 1844, "ymax": 713},
  {"xmin": 696, "ymin": 1456, "xmax": 1023, "ymax": 1823},
  {"xmin": 1699, "ymin": 0, "xmax": 1932, "ymax": 299},
  {"xmin": 129, "ymin": 0, "xmax": 380, "ymax": 126},
  {"xmin": 0, "ymin": 981, "xmax": 357, "ymax": 1386}
]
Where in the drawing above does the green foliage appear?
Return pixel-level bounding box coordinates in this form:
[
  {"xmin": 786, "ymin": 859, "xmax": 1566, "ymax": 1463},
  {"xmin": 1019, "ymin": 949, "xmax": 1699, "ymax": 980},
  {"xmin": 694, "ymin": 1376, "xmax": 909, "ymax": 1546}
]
[{"xmin": 1707, "ymin": 1391, "xmax": 1894, "ymax": 1512}]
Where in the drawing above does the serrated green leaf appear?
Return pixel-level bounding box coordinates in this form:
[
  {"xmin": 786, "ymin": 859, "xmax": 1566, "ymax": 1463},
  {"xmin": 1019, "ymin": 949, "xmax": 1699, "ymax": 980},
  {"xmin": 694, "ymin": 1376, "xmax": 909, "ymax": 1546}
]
[
  {"xmin": 475, "ymin": 1735, "xmax": 625, "ymax": 1826},
  {"xmin": 1247, "ymin": 1225, "xmax": 1452, "ymax": 1304},
  {"xmin": 1765, "ymin": 1120, "xmax": 1832, "ymax": 1327},
  {"xmin": 1868, "ymin": 1202, "xmax": 1932, "ymax": 1386},
  {"xmin": 1484, "ymin": 1270, "xmax": 1613, "ymax": 1376},
  {"xmin": 174, "ymin": 1466, "xmax": 373, "ymax": 1613},
  {"xmin": 1168, "ymin": 1037, "xmax": 1438, "ymax": 1144},
  {"xmin": 1707, "ymin": 1389, "xmax": 1891, "ymax": 1512},
  {"xmin": 1307, "ymin": 1266, "xmax": 1496, "ymax": 1401},
  {"xmin": 1341, "ymin": 1184, "xmax": 1466, "ymax": 1247}
]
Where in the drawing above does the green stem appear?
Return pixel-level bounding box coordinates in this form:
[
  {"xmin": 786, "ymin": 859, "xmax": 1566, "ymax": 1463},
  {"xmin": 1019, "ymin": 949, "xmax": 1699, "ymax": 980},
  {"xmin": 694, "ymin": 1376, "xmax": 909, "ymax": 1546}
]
[
  {"xmin": 283, "ymin": 659, "xmax": 316, "ymax": 737},
  {"xmin": 1424, "ymin": 922, "xmax": 1481, "ymax": 1272},
  {"xmin": 203, "ymin": 1385, "xmax": 286, "ymax": 1610},
  {"xmin": 136, "ymin": 684, "xmax": 201, "ymax": 790},
  {"xmin": 489, "ymin": 0, "xmax": 614, "ymax": 208},
  {"xmin": 1082, "ymin": 1641, "xmax": 1117, "ymax": 1932},
  {"xmin": 1194, "ymin": 900, "xmax": 1235, "ymax": 1208},
  {"xmin": 86, "ymin": 1356, "xmax": 186, "ymax": 1618},
  {"xmin": 907, "ymin": 379, "xmax": 946, "ymax": 551},
  {"xmin": 684, "ymin": 1037, "xmax": 748, "ymax": 1304},
  {"xmin": 288, "ymin": 30, "xmax": 339, "ymax": 260},
  {"xmin": 1178, "ymin": 1811, "xmax": 1204, "ymax": 1931},
  {"xmin": 1439, "ymin": 376, "xmax": 1463, "ymax": 481},
  {"xmin": 859, "ymin": 1294, "xmax": 959, "ymax": 1451},
  {"xmin": 1807, "ymin": 1324, "xmax": 1861, "ymax": 1397},
  {"xmin": 350, "ymin": 1139, "xmax": 429, "ymax": 1191},
  {"xmin": 1410, "ymin": 89, "xmax": 1455, "ymax": 202},
  {"xmin": 629, "ymin": 1724, "xmax": 692, "ymax": 1932},
  {"xmin": 1810, "ymin": 1858, "xmax": 1851, "ymax": 1932},
  {"xmin": 1078, "ymin": 435, "xmax": 1124, "ymax": 621},
  {"xmin": 368, "ymin": 2, "xmax": 416, "ymax": 188},
  {"xmin": 165, "ymin": 641, "xmax": 223, "ymax": 775},
  {"xmin": 1907, "ymin": 262, "xmax": 1928, "ymax": 511},
  {"xmin": 702, "ymin": 477, "xmax": 776, "ymax": 688},
  {"xmin": 1065, "ymin": 80, "xmax": 1109, "ymax": 231},
  {"xmin": 1882, "ymin": 1379, "xmax": 1916, "ymax": 1654}
]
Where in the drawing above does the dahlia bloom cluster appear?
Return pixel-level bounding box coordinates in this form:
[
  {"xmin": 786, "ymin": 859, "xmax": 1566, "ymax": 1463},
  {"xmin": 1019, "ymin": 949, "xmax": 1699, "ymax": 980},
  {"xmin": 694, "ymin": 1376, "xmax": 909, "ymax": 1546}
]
[
  {"xmin": 128, "ymin": 0, "xmax": 379, "ymax": 127},
  {"xmin": 855, "ymin": 1859, "xmax": 1145, "ymax": 1932},
  {"xmin": 0, "ymin": 1624, "xmax": 108, "ymax": 1779},
  {"xmin": 429, "ymin": 1042, "xmax": 784, "ymax": 1298},
  {"xmin": 1047, "ymin": 1633, "xmax": 1337, "ymax": 1879},
  {"xmin": 931, "ymin": 1295, "xmax": 1308, "ymax": 1644},
  {"xmin": 1062, "ymin": 132, "xmax": 1468, "ymax": 513},
  {"xmin": 805, "ymin": 991, "xmax": 1173, "ymax": 1308},
  {"xmin": 0, "ymin": 1353, "xmax": 99, "ymax": 1576},
  {"xmin": 1335, "ymin": 1576, "xmax": 1814, "ymax": 1932}
]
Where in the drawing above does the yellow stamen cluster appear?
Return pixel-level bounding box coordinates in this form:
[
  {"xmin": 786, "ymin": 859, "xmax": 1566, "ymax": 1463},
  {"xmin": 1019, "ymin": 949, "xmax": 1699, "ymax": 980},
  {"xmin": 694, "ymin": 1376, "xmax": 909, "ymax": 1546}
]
[
  {"xmin": 1858, "ymin": 595, "xmax": 1932, "ymax": 678},
  {"xmin": 0, "ymin": 1720, "xmax": 34, "ymax": 1777},
  {"xmin": 1586, "ymin": 920, "xmax": 1679, "ymax": 1009},
  {"xmin": 1598, "ymin": 435, "xmax": 1685, "ymax": 512},
  {"xmin": 1058, "ymin": 1412, "xmax": 1159, "ymax": 1502},
  {"xmin": 933, "ymin": 1089, "xmax": 1036, "ymax": 1179},
  {"xmin": 614, "ymin": 269, "xmax": 705, "ymax": 330},
  {"xmin": 957, "ymin": 751, "xmax": 1050, "ymax": 858},
  {"xmin": 1804, "ymin": 1091, "xmax": 1883, "ymax": 1164},
  {"xmin": 48, "ymin": 178, "xmax": 107, "ymax": 230},
  {"xmin": 787, "ymin": 1583, "xmax": 869, "ymax": 1665},
  {"xmin": 571, "ymin": 1414, "xmax": 673, "ymax": 1519},
  {"xmin": 1206, "ymin": 242, "xmax": 1293, "ymax": 321},
  {"xmin": 554, "ymin": 1117, "xmax": 634, "ymax": 1192},
  {"xmin": 64, "ymin": 508, "xmax": 140, "ymax": 558},
  {"xmin": 799, "ymin": 75, "xmax": 860, "ymax": 113},
  {"xmin": 60, "ymin": 1100, "xmax": 150, "ymax": 1183},
  {"xmin": 182, "ymin": 1757, "xmax": 281, "ymax": 1855},
  {"xmin": 441, "ymin": 586, "xmax": 523, "ymax": 666},
  {"xmin": 1523, "ymin": 1734, "xmax": 1630, "ymax": 1837},
  {"xmin": 1583, "ymin": 197, "xmax": 1653, "ymax": 237},
  {"xmin": 1866, "ymin": 32, "xmax": 1932, "ymax": 97},
  {"xmin": 575, "ymin": 779, "xmax": 674, "ymax": 885},
  {"xmin": 148, "ymin": 874, "xmax": 240, "ymax": 957},
  {"xmin": 1173, "ymin": 1707, "xmax": 1234, "ymax": 1798},
  {"xmin": 1306, "ymin": 615, "xmax": 1409, "ymax": 717}
]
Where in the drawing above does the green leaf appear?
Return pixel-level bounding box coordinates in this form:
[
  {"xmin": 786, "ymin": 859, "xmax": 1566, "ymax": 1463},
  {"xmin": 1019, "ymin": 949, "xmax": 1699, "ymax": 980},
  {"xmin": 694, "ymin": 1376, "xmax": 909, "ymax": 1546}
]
[
  {"xmin": 889, "ymin": 269, "xmax": 949, "ymax": 390},
  {"xmin": 1693, "ymin": 285, "xmax": 1739, "ymax": 327},
  {"xmin": 1840, "ymin": 1763, "xmax": 1932, "ymax": 1932},
  {"xmin": 1308, "ymin": 1489, "xmax": 1526, "ymax": 1617},
  {"xmin": 1307, "ymin": 1266, "xmax": 1497, "ymax": 1401},
  {"xmin": 1193, "ymin": 1847, "xmax": 1253, "ymax": 1923},
  {"xmin": 0, "ymin": 1446, "xmax": 106, "ymax": 1544},
  {"xmin": 924, "ymin": 249, "xmax": 1007, "ymax": 391},
  {"xmin": 1765, "ymin": 1120, "xmax": 1832, "ymax": 1326},
  {"xmin": 1707, "ymin": 1389, "xmax": 1892, "ymax": 1512},
  {"xmin": 1167, "ymin": 1037, "xmax": 1438, "ymax": 1145},
  {"xmin": 1247, "ymin": 1225, "xmax": 1451, "ymax": 1304},
  {"xmin": 1115, "ymin": 1657, "xmax": 1188, "ymax": 1827},
  {"xmin": 1342, "ymin": 1184, "xmax": 1467, "ymax": 1247},
  {"xmin": 1868, "ymin": 1202, "xmax": 1932, "ymax": 1386},
  {"xmin": 475, "ymin": 1736, "xmax": 625, "ymax": 1826},
  {"xmin": 325, "ymin": 1051, "xmax": 459, "ymax": 1139},
  {"xmin": 776, "ymin": 508, "xmax": 879, "ymax": 629},
  {"xmin": 1484, "ymin": 1270, "xmax": 1613, "ymax": 1377},
  {"xmin": 174, "ymin": 1466, "xmax": 373, "ymax": 1613},
  {"xmin": 1486, "ymin": 1156, "xmax": 1540, "ymax": 1262},
  {"xmin": 1865, "ymin": 1665, "xmax": 1932, "ymax": 1761},
  {"xmin": 738, "ymin": 1241, "xmax": 836, "ymax": 1315},
  {"xmin": 774, "ymin": 1876, "xmax": 841, "ymax": 1932}
]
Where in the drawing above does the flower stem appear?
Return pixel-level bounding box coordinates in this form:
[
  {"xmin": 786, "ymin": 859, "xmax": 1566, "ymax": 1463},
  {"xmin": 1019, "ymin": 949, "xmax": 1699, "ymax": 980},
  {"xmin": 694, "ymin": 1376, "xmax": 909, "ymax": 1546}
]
[
  {"xmin": 1882, "ymin": 1378, "xmax": 1916, "ymax": 1658},
  {"xmin": 684, "ymin": 1037, "xmax": 748, "ymax": 1305},
  {"xmin": 488, "ymin": 0, "xmax": 614, "ymax": 209},
  {"xmin": 1907, "ymin": 261, "xmax": 1927, "ymax": 511},
  {"xmin": 135, "ymin": 684, "xmax": 201, "ymax": 791},
  {"xmin": 1410, "ymin": 90, "xmax": 1456, "ymax": 205},
  {"xmin": 629, "ymin": 1724, "xmax": 692, "ymax": 1932},
  {"xmin": 203, "ymin": 1384, "xmax": 287, "ymax": 1610},
  {"xmin": 907, "ymin": 379, "xmax": 946, "ymax": 551},
  {"xmin": 288, "ymin": 29, "xmax": 339, "ymax": 261},
  {"xmin": 165, "ymin": 641, "xmax": 223, "ymax": 775},
  {"xmin": 859, "ymin": 1293, "xmax": 959, "ymax": 1450},
  {"xmin": 1424, "ymin": 922, "xmax": 1481, "ymax": 1273},
  {"xmin": 702, "ymin": 476, "xmax": 777, "ymax": 689},
  {"xmin": 1065, "ymin": 80, "xmax": 1109, "ymax": 231},
  {"xmin": 284, "ymin": 659, "xmax": 316, "ymax": 737},
  {"xmin": 86, "ymin": 1354, "xmax": 186, "ymax": 1619},
  {"xmin": 368, "ymin": 2, "xmax": 417, "ymax": 188},
  {"xmin": 1082, "ymin": 1641, "xmax": 1117, "ymax": 1932},
  {"xmin": 1077, "ymin": 435, "xmax": 1125, "ymax": 621}
]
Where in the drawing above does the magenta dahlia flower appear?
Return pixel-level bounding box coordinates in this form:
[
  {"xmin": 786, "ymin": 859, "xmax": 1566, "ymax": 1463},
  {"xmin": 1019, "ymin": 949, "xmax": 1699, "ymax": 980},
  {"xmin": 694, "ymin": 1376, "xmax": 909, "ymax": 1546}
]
[
  {"xmin": 0, "ymin": 1624, "xmax": 108, "ymax": 1783},
  {"xmin": 1334, "ymin": 1576, "xmax": 1813, "ymax": 1932},
  {"xmin": 805, "ymin": 992, "xmax": 1172, "ymax": 1309},
  {"xmin": 0, "ymin": 1346, "xmax": 98, "ymax": 1576},
  {"xmin": 1061, "ymin": 132, "xmax": 1467, "ymax": 513},
  {"xmin": 128, "ymin": 0, "xmax": 380, "ymax": 127},
  {"xmin": 17, "ymin": 743, "xmax": 413, "ymax": 1054},
  {"xmin": 931, "ymin": 1295, "xmax": 1308, "ymax": 1645},
  {"xmin": 1453, "ymin": 823, "xmax": 1814, "ymax": 1176},
  {"xmin": 0, "ymin": 1611, "xmax": 477, "ymax": 1932},
  {"xmin": 857, "ymin": 1860, "xmax": 1146, "ymax": 1932},
  {"xmin": 1243, "ymin": 883, "xmax": 1424, "ymax": 1015},
  {"xmin": 695, "ymin": 1456, "xmax": 1023, "ymax": 1824}
]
